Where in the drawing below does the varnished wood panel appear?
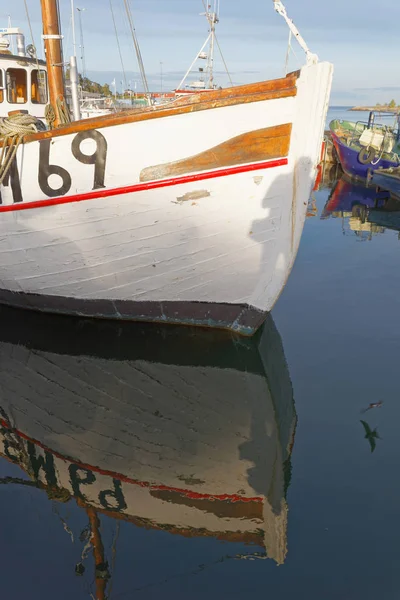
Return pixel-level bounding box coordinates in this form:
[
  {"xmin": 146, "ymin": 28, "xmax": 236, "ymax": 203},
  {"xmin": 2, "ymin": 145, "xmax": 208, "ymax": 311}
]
[
  {"xmin": 172, "ymin": 70, "xmax": 299, "ymax": 107},
  {"xmin": 78, "ymin": 502, "xmax": 265, "ymax": 546},
  {"xmin": 140, "ymin": 123, "xmax": 292, "ymax": 182},
  {"xmin": 5, "ymin": 71, "xmax": 299, "ymax": 146},
  {"xmin": 150, "ymin": 489, "xmax": 263, "ymax": 519}
]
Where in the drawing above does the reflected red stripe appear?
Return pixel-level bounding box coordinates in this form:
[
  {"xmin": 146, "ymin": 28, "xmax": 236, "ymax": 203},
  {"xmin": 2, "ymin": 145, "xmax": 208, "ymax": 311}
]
[
  {"xmin": 0, "ymin": 419, "xmax": 263, "ymax": 503},
  {"xmin": 0, "ymin": 157, "xmax": 288, "ymax": 213}
]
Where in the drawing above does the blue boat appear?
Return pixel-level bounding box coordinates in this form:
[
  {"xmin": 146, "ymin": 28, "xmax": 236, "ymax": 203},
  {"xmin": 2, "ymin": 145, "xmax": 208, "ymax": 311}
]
[
  {"xmin": 330, "ymin": 112, "xmax": 400, "ymax": 181},
  {"xmin": 372, "ymin": 168, "xmax": 400, "ymax": 200}
]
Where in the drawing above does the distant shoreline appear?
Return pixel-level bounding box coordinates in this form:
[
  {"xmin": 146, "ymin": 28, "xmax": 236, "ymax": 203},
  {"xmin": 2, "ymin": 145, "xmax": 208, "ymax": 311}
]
[{"xmin": 349, "ymin": 106, "xmax": 400, "ymax": 113}]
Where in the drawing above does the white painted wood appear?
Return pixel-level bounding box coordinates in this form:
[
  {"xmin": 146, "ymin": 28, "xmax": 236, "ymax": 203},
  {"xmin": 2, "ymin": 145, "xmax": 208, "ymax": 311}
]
[{"xmin": 0, "ymin": 61, "xmax": 333, "ymax": 326}]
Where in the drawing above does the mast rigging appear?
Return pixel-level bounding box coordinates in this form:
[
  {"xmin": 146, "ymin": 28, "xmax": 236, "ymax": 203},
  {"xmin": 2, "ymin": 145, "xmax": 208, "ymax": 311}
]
[{"xmin": 40, "ymin": 0, "xmax": 68, "ymax": 127}]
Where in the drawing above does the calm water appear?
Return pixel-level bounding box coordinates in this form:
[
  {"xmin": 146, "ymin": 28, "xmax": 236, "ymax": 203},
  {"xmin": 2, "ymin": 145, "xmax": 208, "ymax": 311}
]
[
  {"xmin": 326, "ymin": 105, "xmax": 398, "ymax": 129},
  {"xmin": 1, "ymin": 170, "xmax": 400, "ymax": 599}
]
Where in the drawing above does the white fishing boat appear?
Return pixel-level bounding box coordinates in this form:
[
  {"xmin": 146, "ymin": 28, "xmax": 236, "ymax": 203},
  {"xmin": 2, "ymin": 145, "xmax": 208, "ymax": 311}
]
[
  {"xmin": 0, "ymin": 307, "xmax": 296, "ymax": 570},
  {"xmin": 175, "ymin": 1, "xmax": 225, "ymax": 96},
  {"xmin": 79, "ymin": 96, "xmax": 116, "ymax": 119},
  {"xmin": 0, "ymin": 26, "xmax": 48, "ymax": 122},
  {"xmin": 0, "ymin": 0, "xmax": 333, "ymax": 335}
]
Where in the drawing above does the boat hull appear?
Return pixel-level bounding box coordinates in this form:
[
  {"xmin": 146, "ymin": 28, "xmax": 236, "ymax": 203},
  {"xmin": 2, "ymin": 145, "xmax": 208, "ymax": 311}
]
[
  {"xmin": 0, "ymin": 62, "xmax": 333, "ymax": 334},
  {"xmin": 372, "ymin": 171, "xmax": 400, "ymax": 200},
  {"xmin": 0, "ymin": 289, "xmax": 266, "ymax": 334},
  {"xmin": 330, "ymin": 131, "xmax": 398, "ymax": 181}
]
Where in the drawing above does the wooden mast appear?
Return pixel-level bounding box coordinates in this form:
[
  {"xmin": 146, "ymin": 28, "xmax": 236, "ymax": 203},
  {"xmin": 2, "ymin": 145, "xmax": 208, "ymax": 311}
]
[
  {"xmin": 86, "ymin": 506, "xmax": 108, "ymax": 600},
  {"xmin": 40, "ymin": 0, "xmax": 66, "ymax": 127}
]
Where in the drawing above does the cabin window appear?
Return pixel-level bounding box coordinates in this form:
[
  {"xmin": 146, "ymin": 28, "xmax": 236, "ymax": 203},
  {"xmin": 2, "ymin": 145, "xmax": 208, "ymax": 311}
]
[
  {"xmin": 0, "ymin": 70, "xmax": 4, "ymax": 103},
  {"xmin": 7, "ymin": 68, "xmax": 27, "ymax": 104},
  {"xmin": 31, "ymin": 69, "xmax": 48, "ymax": 104}
]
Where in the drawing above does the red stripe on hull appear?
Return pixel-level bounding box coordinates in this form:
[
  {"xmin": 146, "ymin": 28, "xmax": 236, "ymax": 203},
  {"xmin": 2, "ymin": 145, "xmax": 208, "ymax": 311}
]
[
  {"xmin": 0, "ymin": 157, "xmax": 288, "ymax": 213},
  {"xmin": 0, "ymin": 419, "xmax": 263, "ymax": 503}
]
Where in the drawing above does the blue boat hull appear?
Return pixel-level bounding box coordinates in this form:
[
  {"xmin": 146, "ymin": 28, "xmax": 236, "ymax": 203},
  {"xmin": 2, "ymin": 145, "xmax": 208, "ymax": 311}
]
[
  {"xmin": 372, "ymin": 172, "xmax": 400, "ymax": 199},
  {"xmin": 331, "ymin": 132, "xmax": 398, "ymax": 181}
]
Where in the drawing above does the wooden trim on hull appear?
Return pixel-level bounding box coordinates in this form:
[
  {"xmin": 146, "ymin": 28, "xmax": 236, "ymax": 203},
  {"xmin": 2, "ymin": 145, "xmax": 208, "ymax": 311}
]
[
  {"xmin": 0, "ymin": 289, "xmax": 267, "ymax": 336},
  {"xmin": 140, "ymin": 124, "xmax": 292, "ymax": 182},
  {"xmin": 91, "ymin": 510, "xmax": 265, "ymax": 547},
  {"xmin": 9, "ymin": 71, "xmax": 299, "ymax": 145}
]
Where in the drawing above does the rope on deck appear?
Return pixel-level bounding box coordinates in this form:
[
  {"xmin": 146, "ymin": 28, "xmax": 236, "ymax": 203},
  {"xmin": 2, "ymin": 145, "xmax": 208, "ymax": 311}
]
[{"xmin": 0, "ymin": 113, "xmax": 39, "ymax": 186}]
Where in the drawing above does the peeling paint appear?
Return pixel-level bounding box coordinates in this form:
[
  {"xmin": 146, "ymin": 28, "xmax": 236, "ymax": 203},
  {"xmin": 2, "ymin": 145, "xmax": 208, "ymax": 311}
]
[
  {"xmin": 175, "ymin": 190, "xmax": 211, "ymax": 203},
  {"xmin": 253, "ymin": 176, "xmax": 263, "ymax": 186}
]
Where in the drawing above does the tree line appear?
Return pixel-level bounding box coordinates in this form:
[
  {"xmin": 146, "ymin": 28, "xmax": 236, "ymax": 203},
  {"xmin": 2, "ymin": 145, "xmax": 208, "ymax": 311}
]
[
  {"xmin": 65, "ymin": 68, "xmax": 112, "ymax": 96},
  {"xmin": 78, "ymin": 76, "xmax": 112, "ymax": 96},
  {"xmin": 376, "ymin": 100, "xmax": 399, "ymax": 109}
]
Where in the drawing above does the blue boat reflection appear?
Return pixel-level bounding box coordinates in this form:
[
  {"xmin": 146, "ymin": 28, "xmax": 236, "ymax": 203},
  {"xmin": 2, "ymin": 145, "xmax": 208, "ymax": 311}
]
[{"xmin": 320, "ymin": 176, "xmax": 400, "ymax": 239}]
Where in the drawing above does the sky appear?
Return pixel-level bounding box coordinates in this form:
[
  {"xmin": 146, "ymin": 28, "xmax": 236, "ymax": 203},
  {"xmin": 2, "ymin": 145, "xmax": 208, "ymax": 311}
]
[{"xmin": 1, "ymin": 0, "xmax": 399, "ymax": 105}]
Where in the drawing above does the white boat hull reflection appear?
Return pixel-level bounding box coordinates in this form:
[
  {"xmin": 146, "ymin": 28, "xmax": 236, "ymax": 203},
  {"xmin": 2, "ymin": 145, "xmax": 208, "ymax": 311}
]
[{"xmin": 0, "ymin": 307, "xmax": 296, "ymax": 564}]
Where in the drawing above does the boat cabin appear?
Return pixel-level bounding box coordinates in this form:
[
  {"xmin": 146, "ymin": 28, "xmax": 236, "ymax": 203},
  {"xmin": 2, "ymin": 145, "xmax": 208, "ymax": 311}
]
[{"xmin": 0, "ymin": 35, "xmax": 48, "ymax": 120}]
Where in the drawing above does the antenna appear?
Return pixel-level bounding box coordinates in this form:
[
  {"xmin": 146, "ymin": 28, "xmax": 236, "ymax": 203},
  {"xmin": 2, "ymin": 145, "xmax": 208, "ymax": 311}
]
[
  {"xmin": 205, "ymin": 0, "xmax": 219, "ymax": 88},
  {"xmin": 76, "ymin": 7, "xmax": 86, "ymax": 80},
  {"xmin": 7, "ymin": 15, "xmax": 15, "ymax": 54},
  {"xmin": 71, "ymin": 0, "xmax": 77, "ymax": 58}
]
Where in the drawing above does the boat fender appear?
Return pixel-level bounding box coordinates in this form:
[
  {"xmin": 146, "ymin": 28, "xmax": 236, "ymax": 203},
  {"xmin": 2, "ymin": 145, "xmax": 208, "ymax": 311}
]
[{"xmin": 358, "ymin": 147, "xmax": 376, "ymax": 165}]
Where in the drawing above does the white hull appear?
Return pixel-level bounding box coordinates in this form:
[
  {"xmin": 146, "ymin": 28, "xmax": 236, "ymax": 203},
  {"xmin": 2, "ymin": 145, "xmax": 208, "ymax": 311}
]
[
  {"xmin": 0, "ymin": 62, "xmax": 333, "ymax": 333},
  {"xmin": 0, "ymin": 308, "xmax": 296, "ymax": 563}
]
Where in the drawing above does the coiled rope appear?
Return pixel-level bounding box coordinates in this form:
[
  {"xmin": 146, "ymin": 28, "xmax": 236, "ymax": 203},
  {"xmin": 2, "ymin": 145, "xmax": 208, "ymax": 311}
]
[
  {"xmin": 45, "ymin": 104, "xmax": 56, "ymax": 130},
  {"xmin": 57, "ymin": 97, "xmax": 72, "ymax": 125},
  {"xmin": 45, "ymin": 98, "xmax": 71, "ymax": 130},
  {"xmin": 0, "ymin": 113, "xmax": 39, "ymax": 186}
]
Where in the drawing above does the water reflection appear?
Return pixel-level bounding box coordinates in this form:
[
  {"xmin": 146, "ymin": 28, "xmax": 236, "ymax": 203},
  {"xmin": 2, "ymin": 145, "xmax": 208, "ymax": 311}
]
[
  {"xmin": 308, "ymin": 163, "xmax": 342, "ymax": 217},
  {"xmin": 321, "ymin": 175, "xmax": 400, "ymax": 239},
  {"xmin": 0, "ymin": 306, "xmax": 296, "ymax": 597},
  {"xmin": 360, "ymin": 420, "xmax": 381, "ymax": 453}
]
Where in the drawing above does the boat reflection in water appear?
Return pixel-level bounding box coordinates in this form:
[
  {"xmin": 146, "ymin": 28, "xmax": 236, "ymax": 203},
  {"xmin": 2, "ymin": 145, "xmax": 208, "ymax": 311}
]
[
  {"xmin": 0, "ymin": 306, "xmax": 296, "ymax": 595},
  {"xmin": 321, "ymin": 175, "xmax": 400, "ymax": 239}
]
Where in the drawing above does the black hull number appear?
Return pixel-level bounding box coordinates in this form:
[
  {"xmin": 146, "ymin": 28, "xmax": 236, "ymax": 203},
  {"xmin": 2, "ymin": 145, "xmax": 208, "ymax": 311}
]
[
  {"xmin": 35, "ymin": 129, "xmax": 108, "ymax": 201},
  {"xmin": 0, "ymin": 156, "xmax": 23, "ymax": 205},
  {"xmin": 72, "ymin": 130, "xmax": 107, "ymax": 190},
  {"xmin": 39, "ymin": 139, "xmax": 72, "ymax": 197}
]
